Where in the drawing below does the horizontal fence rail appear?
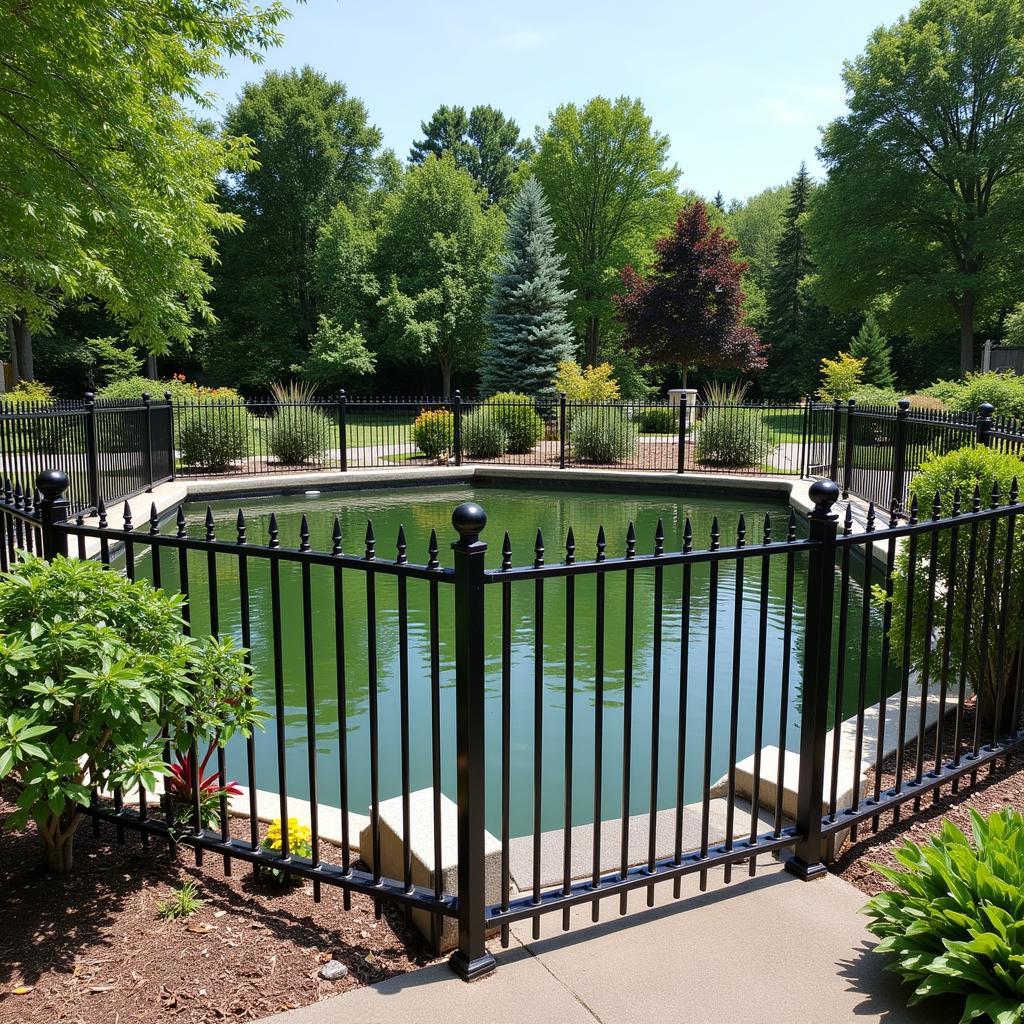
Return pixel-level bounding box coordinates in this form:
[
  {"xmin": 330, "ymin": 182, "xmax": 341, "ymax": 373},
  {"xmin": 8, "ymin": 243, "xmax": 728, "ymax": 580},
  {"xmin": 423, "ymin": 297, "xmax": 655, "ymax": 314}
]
[{"xmin": 3, "ymin": 466, "xmax": 1024, "ymax": 978}]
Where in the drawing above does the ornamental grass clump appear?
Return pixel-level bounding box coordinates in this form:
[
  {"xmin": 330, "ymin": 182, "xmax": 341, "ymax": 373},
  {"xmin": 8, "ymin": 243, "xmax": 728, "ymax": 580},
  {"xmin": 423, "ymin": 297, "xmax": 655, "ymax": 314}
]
[
  {"xmin": 267, "ymin": 380, "xmax": 330, "ymax": 466},
  {"xmin": 461, "ymin": 407, "xmax": 508, "ymax": 459},
  {"xmin": 570, "ymin": 407, "xmax": 637, "ymax": 464},
  {"xmin": 694, "ymin": 380, "xmax": 770, "ymax": 468},
  {"xmin": 864, "ymin": 809, "xmax": 1024, "ymax": 1024},
  {"xmin": 0, "ymin": 554, "xmax": 260, "ymax": 873}
]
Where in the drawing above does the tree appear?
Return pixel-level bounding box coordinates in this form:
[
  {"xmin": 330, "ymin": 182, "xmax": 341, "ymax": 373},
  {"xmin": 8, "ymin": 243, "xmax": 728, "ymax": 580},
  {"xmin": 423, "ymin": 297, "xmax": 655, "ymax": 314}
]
[
  {"xmin": 761, "ymin": 164, "xmax": 851, "ymax": 396},
  {"xmin": 849, "ymin": 314, "xmax": 896, "ymax": 389},
  {"xmin": 206, "ymin": 68, "xmax": 382, "ymax": 390},
  {"xmin": 532, "ymin": 96, "xmax": 681, "ymax": 366},
  {"xmin": 712, "ymin": 191, "xmax": 726, "ymax": 212},
  {"xmin": 725, "ymin": 185, "xmax": 790, "ymax": 293},
  {"xmin": 615, "ymin": 201, "xmax": 766, "ymax": 386},
  {"xmin": 0, "ymin": 0, "xmax": 289, "ymax": 382},
  {"xmin": 480, "ymin": 178, "xmax": 575, "ymax": 395},
  {"xmin": 805, "ymin": 0, "xmax": 1024, "ymax": 374},
  {"xmin": 375, "ymin": 154, "xmax": 505, "ymax": 397},
  {"xmin": 409, "ymin": 104, "xmax": 533, "ymax": 205}
]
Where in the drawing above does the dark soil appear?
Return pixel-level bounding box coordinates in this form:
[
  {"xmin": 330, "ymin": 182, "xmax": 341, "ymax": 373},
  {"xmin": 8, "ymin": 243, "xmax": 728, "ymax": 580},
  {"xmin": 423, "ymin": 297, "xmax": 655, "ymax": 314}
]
[
  {"xmin": 832, "ymin": 702, "xmax": 1024, "ymax": 895},
  {"xmin": 0, "ymin": 790, "xmax": 437, "ymax": 1024}
]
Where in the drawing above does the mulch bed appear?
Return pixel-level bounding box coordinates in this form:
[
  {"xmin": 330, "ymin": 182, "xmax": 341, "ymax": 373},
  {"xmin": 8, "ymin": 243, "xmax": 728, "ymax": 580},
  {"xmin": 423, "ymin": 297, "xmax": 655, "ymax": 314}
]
[
  {"xmin": 0, "ymin": 789, "xmax": 437, "ymax": 1024},
  {"xmin": 832, "ymin": 702, "xmax": 1024, "ymax": 896}
]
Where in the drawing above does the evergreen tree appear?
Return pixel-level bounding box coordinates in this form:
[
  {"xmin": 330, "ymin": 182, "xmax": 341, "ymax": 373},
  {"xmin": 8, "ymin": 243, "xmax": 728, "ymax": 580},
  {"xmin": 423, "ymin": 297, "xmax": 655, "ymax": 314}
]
[
  {"xmin": 481, "ymin": 177, "xmax": 576, "ymax": 395},
  {"xmin": 713, "ymin": 190, "xmax": 725, "ymax": 212},
  {"xmin": 761, "ymin": 163, "xmax": 850, "ymax": 396},
  {"xmin": 849, "ymin": 314, "xmax": 896, "ymax": 389}
]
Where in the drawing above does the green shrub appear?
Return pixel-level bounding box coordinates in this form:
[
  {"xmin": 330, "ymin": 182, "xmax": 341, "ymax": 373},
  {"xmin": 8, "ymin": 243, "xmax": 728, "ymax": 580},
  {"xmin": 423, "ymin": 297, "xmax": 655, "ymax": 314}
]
[
  {"xmin": 864, "ymin": 809, "xmax": 1024, "ymax": 1024},
  {"xmin": 570, "ymin": 408, "xmax": 637, "ymax": 464},
  {"xmin": 920, "ymin": 378, "xmax": 965, "ymax": 407},
  {"xmin": 1, "ymin": 381, "xmax": 55, "ymax": 406},
  {"xmin": 947, "ymin": 371, "xmax": 1024, "ymax": 420},
  {"xmin": 265, "ymin": 381, "xmax": 330, "ymax": 466},
  {"xmin": 412, "ymin": 409, "xmax": 454, "ymax": 460},
  {"xmin": 818, "ymin": 352, "xmax": 866, "ymax": 401},
  {"xmin": 461, "ymin": 408, "xmax": 508, "ymax": 459},
  {"xmin": 634, "ymin": 405, "xmax": 677, "ymax": 434},
  {"xmin": 0, "ymin": 554, "xmax": 260, "ymax": 873},
  {"xmin": 885, "ymin": 445, "xmax": 1024, "ymax": 732},
  {"xmin": 694, "ymin": 408, "xmax": 771, "ymax": 467},
  {"xmin": 852, "ymin": 385, "xmax": 902, "ymax": 408},
  {"xmin": 177, "ymin": 402, "xmax": 249, "ymax": 471},
  {"xmin": 484, "ymin": 393, "xmax": 543, "ymax": 454}
]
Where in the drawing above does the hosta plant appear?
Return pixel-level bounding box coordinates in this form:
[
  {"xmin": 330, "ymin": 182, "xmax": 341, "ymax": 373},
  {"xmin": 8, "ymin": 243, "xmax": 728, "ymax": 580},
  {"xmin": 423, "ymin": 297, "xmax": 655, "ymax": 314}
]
[
  {"xmin": 0, "ymin": 554, "xmax": 261, "ymax": 873},
  {"xmin": 864, "ymin": 809, "xmax": 1024, "ymax": 1024}
]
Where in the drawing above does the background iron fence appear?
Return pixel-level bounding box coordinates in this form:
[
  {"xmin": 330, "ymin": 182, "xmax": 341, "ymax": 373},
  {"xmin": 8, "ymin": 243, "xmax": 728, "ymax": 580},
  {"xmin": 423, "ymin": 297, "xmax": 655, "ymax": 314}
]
[
  {"xmin": 3, "ymin": 470, "xmax": 1023, "ymax": 979},
  {"xmin": 0, "ymin": 392, "xmax": 173, "ymax": 512}
]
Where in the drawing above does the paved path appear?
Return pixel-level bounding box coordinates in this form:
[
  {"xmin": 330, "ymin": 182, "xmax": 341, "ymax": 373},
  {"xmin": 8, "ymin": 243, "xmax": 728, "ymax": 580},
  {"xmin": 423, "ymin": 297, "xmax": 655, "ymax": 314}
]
[{"xmin": 259, "ymin": 864, "xmax": 961, "ymax": 1024}]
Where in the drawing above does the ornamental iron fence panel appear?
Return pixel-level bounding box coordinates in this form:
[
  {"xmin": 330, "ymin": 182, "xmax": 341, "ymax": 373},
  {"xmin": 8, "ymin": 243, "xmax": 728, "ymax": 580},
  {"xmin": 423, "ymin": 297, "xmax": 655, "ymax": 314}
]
[{"xmin": 2, "ymin": 469, "xmax": 1023, "ymax": 978}]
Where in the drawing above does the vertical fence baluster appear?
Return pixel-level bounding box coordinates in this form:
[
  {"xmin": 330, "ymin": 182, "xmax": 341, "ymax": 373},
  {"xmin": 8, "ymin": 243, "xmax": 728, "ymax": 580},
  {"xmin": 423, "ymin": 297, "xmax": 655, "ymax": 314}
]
[
  {"xmin": 645, "ymin": 519, "xmax": 664, "ymax": 905},
  {"xmin": 619, "ymin": 522, "xmax": 636, "ymax": 914},
  {"xmin": 723, "ymin": 516, "xmax": 746, "ymax": 883},
  {"xmin": 699, "ymin": 516, "xmax": 720, "ymax": 892},
  {"xmin": 591, "ymin": 526, "xmax": 606, "ymax": 922},
  {"xmin": 561, "ymin": 528, "xmax": 576, "ymax": 929},
  {"xmin": 532, "ymin": 529, "xmax": 544, "ymax": 938},
  {"xmin": 673, "ymin": 518, "xmax": 693, "ymax": 898}
]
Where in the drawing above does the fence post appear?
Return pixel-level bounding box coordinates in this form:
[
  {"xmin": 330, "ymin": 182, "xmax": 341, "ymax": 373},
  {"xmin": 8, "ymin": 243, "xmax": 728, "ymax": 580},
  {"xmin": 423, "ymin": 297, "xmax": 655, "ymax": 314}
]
[
  {"xmin": 559, "ymin": 392, "xmax": 567, "ymax": 470},
  {"xmin": 337, "ymin": 390, "xmax": 348, "ymax": 471},
  {"xmin": 83, "ymin": 391, "xmax": 100, "ymax": 511},
  {"xmin": 976, "ymin": 402, "xmax": 995, "ymax": 446},
  {"xmin": 828, "ymin": 398, "xmax": 841, "ymax": 482},
  {"xmin": 453, "ymin": 390, "xmax": 463, "ymax": 467},
  {"xmin": 164, "ymin": 391, "xmax": 176, "ymax": 482},
  {"xmin": 785, "ymin": 478, "xmax": 839, "ymax": 881},
  {"xmin": 982, "ymin": 339, "xmax": 992, "ymax": 372},
  {"xmin": 449, "ymin": 501, "xmax": 495, "ymax": 981},
  {"xmin": 676, "ymin": 394, "xmax": 687, "ymax": 474},
  {"xmin": 37, "ymin": 469, "xmax": 70, "ymax": 559},
  {"xmin": 891, "ymin": 398, "xmax": 911, "ymax": 511},
  {"xmin": 841, "ymin": 399, "xmax": 856, "ymax": 499},
  {"xmin": 799, "ymin": 394, "xmax": 812, "ymax": 479},
  {"xmin": 141, "ymin": 392, "xmax": 155, "ymax": 491}
]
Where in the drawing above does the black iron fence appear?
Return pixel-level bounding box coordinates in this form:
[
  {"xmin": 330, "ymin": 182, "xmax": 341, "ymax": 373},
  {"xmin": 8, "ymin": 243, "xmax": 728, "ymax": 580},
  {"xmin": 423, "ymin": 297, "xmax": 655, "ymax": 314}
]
[
  {"xmin": 3, "ymin": 468, "xmax": 1024, "ymax": 978},
  {"xmin": 0, "ymin": 392, "xmax": 173, "ymax": 512}
]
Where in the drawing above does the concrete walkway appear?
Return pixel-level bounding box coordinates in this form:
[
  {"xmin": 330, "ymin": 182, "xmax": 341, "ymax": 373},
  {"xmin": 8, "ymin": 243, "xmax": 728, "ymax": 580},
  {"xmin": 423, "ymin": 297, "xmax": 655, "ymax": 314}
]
[{"xmin": 258, "ymin": 864, "xmax": 961, "ymax": 1024}]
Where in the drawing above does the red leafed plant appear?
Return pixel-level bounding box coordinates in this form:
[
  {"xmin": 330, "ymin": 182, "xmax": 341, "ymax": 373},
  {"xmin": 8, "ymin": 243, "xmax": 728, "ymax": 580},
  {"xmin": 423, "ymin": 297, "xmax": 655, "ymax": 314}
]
[
  {"xmin": 164, "ymin": 744, "xmax": 242, "ymax": 830},
  {"xmin": 615, "ymin": 200, "xmax": 766, "ymax": 384}
]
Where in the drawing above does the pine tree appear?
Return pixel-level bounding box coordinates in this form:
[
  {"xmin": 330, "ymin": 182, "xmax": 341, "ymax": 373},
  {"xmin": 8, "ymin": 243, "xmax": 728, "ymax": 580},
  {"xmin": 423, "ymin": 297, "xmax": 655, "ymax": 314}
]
[
  {"xmin": 480, "ymin": 177, "xmax": 576, "ymax": 395},
  {"xmin": 849, "ymin": 314, "xmax": 896, "ymax": 389},
  {"xmin": 713, "ymin": 190, "xmax": 725, "ymax": 212},
  {"xmin": 761, "ymin": 163, "xmax": 849, "ymax": 396}
]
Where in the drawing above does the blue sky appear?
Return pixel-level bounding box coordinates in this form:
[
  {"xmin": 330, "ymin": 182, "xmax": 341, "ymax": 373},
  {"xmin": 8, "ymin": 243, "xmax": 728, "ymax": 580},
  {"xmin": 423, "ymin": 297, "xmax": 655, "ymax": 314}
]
[{"xmin": 202, "ymin": 0, "xmax": 914, "ymax": 201}]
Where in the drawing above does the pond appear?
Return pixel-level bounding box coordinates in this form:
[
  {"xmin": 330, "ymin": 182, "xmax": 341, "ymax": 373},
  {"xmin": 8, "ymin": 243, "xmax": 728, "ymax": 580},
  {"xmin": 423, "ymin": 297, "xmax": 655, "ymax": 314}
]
[{"xmin": 132, "ymin": 482, "xmax": 888, "ymax": 839}]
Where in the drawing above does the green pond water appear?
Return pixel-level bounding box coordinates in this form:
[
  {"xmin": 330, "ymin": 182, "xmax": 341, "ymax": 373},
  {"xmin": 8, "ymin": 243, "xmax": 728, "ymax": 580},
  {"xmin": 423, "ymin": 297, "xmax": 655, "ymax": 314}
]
[{"xmin": 130, "ymin": 483, "xmax": 888, "ymax": 839}]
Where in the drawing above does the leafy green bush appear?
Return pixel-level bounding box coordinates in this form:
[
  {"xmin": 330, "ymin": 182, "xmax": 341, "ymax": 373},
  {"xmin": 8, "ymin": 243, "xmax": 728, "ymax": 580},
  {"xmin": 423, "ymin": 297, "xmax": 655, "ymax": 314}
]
[
  {"xmin": 864, "ymin": 809, "xmax": 1024, "ymax": 1024},
  {"xmin": 1, "ymin": 381, "xmax": 55, "ymax": 406},
  {"xmin": 634, "ymin": 405, "xmax": 677, "ymax": 434},
  {"xmin": 484, "ymin": 393, "xmax": 543, "ymax": 454},
  {"xmin": 852, "ymin": 385, "xmax": 902, "ymax": 408},
  {"xmin": 177, "ymin": 402, "xmax": 249, "ymax": 471},
  {"xmin": 266, "ymin": 380, "xmax": 330, "ymax": 465},
  {"xmin": 412, "ymin": 409, "xmax": 454, "ymax": 460},
  {"xmin": 570, "ymin": 408, "xmax": 637, "ymax": 464},
  {"xmin": 695, "ymin": 408, "xmax": 771, "ymax": 467},
  {"xmin": 461, "ymin": 407, "xmax": 508, "ymax": 459},
  {"xmin": 884, "ymin": 445, "xmax": 1024, "ymax": 732},
  {"xmin": 947, "ymin": 371, "xmax": 1024, "ymax": 420},
  {"xmin": 920, "ymin": 378, "xmax": 965, "ymax": 408},
  {"xmin": 818, "ymin": 351, "xmax": 866, "ymax": 401},
  {"xmin": 0, "ymin": 554, "xmax": 259, "ymax": 873}
]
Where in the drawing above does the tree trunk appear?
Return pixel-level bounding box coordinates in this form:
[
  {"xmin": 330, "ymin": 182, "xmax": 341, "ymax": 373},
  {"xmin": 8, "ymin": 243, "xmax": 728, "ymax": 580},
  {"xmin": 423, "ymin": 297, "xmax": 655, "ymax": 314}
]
[
  {"xmin": 41, "ymin": 811, "xmax": 80, "ymax": 873},
  {"xmin": 146, "ymin": 354, "xmax": 159, "ymax": 379},
  {"xmin": 10, "ymin": 312, "xmax": 33, "ymax": 382},
  {"xmin": 6, "ymin": 316, "xmax": 18, "ymax": 383},
  {"xmin": 959, "ymin": 291, "xmax": 976, "ymax": 375},
  {"xmin": 584, "ymin": 317, "xmax": 599, "ymax": 367},
  {"xmin": 680, "ymin": 366, "xmax": 688, "ymax": 390},
  {"xmin": 440, "ymin": 359, "xmax": 452, "ymax": 401}
]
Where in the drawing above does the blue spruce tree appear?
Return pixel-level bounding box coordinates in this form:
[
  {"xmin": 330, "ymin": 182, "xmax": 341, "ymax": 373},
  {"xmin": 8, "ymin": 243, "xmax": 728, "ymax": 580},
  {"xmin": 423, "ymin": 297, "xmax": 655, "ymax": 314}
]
[{"xmin": 481, "ymin": 176, "xmax": 575, "ymax": 395}]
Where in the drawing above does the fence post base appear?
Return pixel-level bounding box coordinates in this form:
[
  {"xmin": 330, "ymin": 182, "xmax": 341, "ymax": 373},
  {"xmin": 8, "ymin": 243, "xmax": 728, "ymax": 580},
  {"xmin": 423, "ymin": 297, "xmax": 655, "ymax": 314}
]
[
  {"xmin": 449, "ymin": 949, "xmax": 497, "ymax": 982},
  {"xmin": 783, "ymin": 854, "xmax": 829, "ymax": 882}
]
